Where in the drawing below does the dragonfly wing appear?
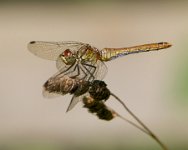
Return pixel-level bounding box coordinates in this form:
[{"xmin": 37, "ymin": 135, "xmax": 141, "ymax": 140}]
[
  {"xmin": 28, "ymin": 41, "xmax": 85, "ymax": 60},
  {"xmin": 56, "ymin": 56, "xmax": 69, "ymax": 72},
  {"xmin": 94, "ymin": 61, "xmax": 108, "ymax": 80},
  {"xmin": 66, "ymin": 95, "xmax": 80, "ymax": 112},
  {"xmin": 79, "ymin": 60, "xmax": 108, "ymax": 81},
  {"xmin": 66, "ymin": 93, "xmax": 88, "ymax": 112}
]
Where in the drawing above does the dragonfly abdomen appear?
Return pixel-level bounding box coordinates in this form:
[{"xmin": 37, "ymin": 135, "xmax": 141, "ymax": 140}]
[{"xmin": 100, "ymin": 42, "xmax": 172, "ymax": 61}]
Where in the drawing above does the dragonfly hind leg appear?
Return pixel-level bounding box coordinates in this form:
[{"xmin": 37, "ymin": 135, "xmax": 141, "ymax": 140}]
[
  {"xmin": 82, "ymin": 63, "xmax": 96, "ymax": 81},
  {"xmin": 79, "ymin": 65, "xmax": 88, "ymax": 80}
]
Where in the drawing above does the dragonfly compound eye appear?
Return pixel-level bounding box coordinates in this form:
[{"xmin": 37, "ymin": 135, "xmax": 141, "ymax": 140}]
[
  {"xmin": 60, "ymin": 49, "xmax": 76, "ymax": 65},
  {"xmin": 63, "ymin": 49, "xmax": 72, "ymax": 57}
]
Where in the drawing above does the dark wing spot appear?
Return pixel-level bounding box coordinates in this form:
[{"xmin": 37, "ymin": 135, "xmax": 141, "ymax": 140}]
[{"xmin": 30, "ymin": 41, "xmax": 36, "ymax": 44}]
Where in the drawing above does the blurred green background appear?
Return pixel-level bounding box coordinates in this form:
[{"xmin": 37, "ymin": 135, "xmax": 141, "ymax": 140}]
[{"xmin": 0, "ymin": 0, "xmax": 187, "ymax": 150}]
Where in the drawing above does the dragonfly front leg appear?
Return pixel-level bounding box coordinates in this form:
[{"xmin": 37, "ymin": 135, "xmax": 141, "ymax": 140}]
[
  {"xmin": 71, "ymin": 64, "xmax": 80, "ymax": 78},
  {"xmin": 54, "ymin": 62, "xmax": 76, "ymax": 78},
  {"xmin": 61, "ymin": 61, "xmax": 76, "ymax": 74}
]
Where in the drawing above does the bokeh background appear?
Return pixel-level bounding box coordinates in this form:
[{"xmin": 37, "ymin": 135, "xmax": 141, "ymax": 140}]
[{"xmin": 0, "ymin": 0, "xmax": 188, "ymax": 150}]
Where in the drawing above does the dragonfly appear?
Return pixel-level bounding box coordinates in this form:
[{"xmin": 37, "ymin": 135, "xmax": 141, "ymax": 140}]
[{"xmin": 28, "ymin": 41, "xmax": 171, "ymax": 111}]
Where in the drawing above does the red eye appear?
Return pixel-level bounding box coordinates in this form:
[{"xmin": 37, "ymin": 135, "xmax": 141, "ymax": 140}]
[{"xmin": 63, "ymin": 49, "xmax": 72, "ymax": 57}]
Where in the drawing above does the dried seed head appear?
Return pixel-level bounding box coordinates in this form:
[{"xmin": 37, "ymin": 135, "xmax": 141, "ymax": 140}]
[{"xmin": 83, "ymin": 96, "xmax": 115, "ymax": 121}]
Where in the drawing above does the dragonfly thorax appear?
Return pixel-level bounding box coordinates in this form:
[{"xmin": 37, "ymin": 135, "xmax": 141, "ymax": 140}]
[{"xmin": 78, "ymin": 46, "xmax": 100, "ymax": 63}]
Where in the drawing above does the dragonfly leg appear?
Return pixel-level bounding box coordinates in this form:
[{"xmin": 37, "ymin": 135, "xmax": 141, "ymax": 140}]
[
  {"xmin": 82, "ymin": 63, "xmax": 96, "ymax": 81},
  {"xmin": 53, "ymin": 62, "xmax": 76, "ymax": 78},
  {"xmin": 79, "ymin": 65, "xmax": 88, "ymax": 80},
  {"xmin": 81, "ymin": 64, "xmax": 95, "ymax": 81},
  {"xmin": 64, "ymin": 63, "xmax": 78, "ymax": 76},
  {"xmin": 83, "ymin": 63, "xmax": 96, "ymax": 74},
  {"xmin": 61, "ymin": 61, "xmax": 76, "ymax": 74},
  {"xmin": 71, "ymin": 64, "xmax": 81, "ymax": 78}
]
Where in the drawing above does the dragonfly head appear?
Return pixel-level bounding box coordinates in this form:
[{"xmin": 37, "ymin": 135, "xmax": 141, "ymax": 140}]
[{"xmin": 60, "ymin": 49, "xmax": 76, "ymax": 65}]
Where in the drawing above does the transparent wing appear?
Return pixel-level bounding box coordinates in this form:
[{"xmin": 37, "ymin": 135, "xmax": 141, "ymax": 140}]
[
  {"xmin": 28, "ymin": 41, "xmax": 85, "ymax": 60},
  {"xmin": 56, "ymin": 56, "xmax": 70, "ymax": 72},
  {"xmin": 94, "ymin": 60, "xmax": 108, "ymax": 80},
  {"xmin": 66, "ymin": 95, "xmax": 79, "ymax": 112},
  {"xmin": 56, "ymin": 59, "xmax": 82, "ymax": 79},
  {"xmin": 82, "ymin": 60, "xmax": 108, "ymax": 80},
  {"xmin": 66, "ymin": 93, "xmax": 89, "ymax": 112}
]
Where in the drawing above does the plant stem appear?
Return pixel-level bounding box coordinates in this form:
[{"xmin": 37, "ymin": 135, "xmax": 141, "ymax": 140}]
[
  {"xmin": 114, "ymin": 111, "xmax": 149, "ymax": 135},
  {"xmin": 110, "ymin": 92, "xmax": 169, "ymax": 150}
]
